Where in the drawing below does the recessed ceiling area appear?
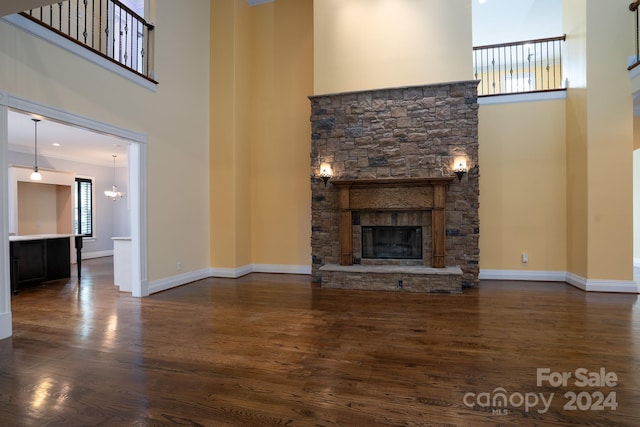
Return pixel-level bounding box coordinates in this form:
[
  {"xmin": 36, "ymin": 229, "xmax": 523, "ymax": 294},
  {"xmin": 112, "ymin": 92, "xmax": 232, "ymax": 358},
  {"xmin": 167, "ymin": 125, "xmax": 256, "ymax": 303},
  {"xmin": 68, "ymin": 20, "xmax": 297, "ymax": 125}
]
[
  {"xmin": 8, "ymin": 109, "xmax": 129, "ymax": 167},
  {"xmin": 472, "ymin": 0, "xmax": 563, "ymax": 46}
]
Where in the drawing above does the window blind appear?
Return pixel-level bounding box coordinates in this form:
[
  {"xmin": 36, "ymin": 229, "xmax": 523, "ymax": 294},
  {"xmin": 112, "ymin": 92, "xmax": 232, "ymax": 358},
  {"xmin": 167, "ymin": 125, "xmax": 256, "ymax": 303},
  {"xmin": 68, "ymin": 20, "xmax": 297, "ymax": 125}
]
[{"xmin": 75, "ymin": 178, "xmax": 93, "ymax": 237}]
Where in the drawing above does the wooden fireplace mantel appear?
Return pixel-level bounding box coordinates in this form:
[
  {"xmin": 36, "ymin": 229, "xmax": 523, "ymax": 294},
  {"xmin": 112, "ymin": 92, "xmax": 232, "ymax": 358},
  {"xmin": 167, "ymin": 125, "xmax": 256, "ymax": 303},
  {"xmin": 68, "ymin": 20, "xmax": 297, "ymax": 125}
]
[
  {"xmin": 331, "ymin": 176, "xmax": 455, "ymax": 188},
  {"xmin": 331, "ymin": 176, "xmax": 455, "ymax": 268}
]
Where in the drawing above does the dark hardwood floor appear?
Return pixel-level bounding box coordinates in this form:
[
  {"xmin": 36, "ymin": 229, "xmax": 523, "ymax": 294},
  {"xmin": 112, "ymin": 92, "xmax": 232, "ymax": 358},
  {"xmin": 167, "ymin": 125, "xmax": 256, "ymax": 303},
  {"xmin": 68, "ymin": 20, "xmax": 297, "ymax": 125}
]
[{"xmin": 1, "ymin": 257, "xmax": 640, "ymax": 426}]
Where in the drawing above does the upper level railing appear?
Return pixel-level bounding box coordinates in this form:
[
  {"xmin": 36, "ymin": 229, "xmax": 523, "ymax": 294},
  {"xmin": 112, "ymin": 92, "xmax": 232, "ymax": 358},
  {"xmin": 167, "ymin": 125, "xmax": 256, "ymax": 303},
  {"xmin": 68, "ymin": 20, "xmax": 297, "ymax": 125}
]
[
  {"xmin": 629, "ymin": 1, "xmax": 640, "ymax": 70},
  {"xmin": 21, "ymin": 0, "xmax": 156, "ymax": 82},
  {"xmin": 474, "ymin": 35, "xmax": 566, "ymax": 97}
]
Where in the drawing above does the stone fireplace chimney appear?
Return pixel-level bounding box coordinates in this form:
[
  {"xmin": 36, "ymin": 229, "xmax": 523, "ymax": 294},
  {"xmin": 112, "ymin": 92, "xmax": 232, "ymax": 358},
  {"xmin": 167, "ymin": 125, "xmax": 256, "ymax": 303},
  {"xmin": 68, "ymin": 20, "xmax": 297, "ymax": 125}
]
[{"xmin": 310, "ymin": 81, "xmax": 479, "ymax": 292}]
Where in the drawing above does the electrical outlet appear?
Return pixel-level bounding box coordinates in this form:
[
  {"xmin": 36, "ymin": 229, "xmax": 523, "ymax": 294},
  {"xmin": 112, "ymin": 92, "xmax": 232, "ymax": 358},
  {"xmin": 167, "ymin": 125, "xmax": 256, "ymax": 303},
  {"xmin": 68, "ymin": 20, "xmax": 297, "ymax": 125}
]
[
  {"xmin": 177, "ymin": 262, "xmax": 182, "ymax": 271},
  {"xmin": 521, "ymin": 253, "xmax": 528, "ymax": 264}
]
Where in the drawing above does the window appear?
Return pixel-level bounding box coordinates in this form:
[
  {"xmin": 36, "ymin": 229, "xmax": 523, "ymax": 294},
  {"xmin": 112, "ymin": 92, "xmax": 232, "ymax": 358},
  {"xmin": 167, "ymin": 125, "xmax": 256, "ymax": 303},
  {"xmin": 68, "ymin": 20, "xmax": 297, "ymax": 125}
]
[{"xmin": 75, "ymin": 178, "xmax": 93, "ymax": 237}]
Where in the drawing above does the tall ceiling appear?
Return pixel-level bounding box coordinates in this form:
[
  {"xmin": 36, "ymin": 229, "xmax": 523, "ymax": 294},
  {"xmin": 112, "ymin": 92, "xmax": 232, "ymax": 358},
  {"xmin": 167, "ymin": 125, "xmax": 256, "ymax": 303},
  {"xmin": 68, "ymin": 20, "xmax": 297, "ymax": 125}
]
[
  {"xmin": 8, "ymin": 110, "xmax": 129, "ymax": 167},
  {"xmin": 7, "ymin": 0, "xmax": 635, "ymax": 165},
  {"xmin": 473, "ymin": 0, "xmax": 563, "ymax": 46}
]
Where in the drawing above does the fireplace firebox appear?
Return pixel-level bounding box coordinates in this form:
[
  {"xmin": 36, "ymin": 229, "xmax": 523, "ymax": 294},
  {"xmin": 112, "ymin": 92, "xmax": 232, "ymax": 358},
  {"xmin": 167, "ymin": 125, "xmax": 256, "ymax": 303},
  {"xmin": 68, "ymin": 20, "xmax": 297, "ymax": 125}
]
[{"xmin": 362, "ymin": 226, "xmax": 422, "ymax": 259}]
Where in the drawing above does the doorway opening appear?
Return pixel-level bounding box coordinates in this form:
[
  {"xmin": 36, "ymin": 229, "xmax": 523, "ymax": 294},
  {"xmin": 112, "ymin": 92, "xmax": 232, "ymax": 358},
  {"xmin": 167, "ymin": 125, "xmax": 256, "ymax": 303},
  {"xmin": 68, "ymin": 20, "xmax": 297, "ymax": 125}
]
[{"xmin": 1, "ymin": 92, "xmax": 148, "ymax": 338}]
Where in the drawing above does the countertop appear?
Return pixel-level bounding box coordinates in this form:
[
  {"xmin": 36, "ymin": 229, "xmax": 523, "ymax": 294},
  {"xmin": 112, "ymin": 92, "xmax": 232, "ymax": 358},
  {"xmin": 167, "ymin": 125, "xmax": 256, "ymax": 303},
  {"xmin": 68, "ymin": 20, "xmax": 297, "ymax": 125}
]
[{"xmin": 9, "ymin": 234, "xmax": 82, "ymax": 242}]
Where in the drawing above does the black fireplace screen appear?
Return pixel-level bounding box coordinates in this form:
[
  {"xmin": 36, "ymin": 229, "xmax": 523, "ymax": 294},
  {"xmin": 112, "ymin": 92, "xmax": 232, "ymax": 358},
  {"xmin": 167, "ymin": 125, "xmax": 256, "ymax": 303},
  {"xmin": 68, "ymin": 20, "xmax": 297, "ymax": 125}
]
[{"xmin": 361, "ymin": 226, "xmax": 422, "ymax": 259}]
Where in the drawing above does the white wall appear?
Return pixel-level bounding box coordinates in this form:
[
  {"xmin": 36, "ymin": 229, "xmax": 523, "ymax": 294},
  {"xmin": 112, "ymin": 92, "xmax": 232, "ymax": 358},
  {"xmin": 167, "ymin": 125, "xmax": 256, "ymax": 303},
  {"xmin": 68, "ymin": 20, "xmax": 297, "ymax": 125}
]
[
  {"xmin": 472, "ymin": 0, "xmax": 564, "ymax": 45},
  {"xmin": 635, "ymin": 149, "xmax": 640, "ymax": 265}
]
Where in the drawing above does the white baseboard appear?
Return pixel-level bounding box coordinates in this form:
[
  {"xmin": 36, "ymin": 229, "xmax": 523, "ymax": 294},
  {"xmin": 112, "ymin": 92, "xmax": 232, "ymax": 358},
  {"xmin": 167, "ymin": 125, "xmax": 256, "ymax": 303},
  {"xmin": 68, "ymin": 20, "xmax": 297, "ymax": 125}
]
[
  {"xmin": 565, "ymin": 272, "xmax": 639, "ymax": 293},
  {"xmin": 481, "ymin": 269, "xmax": 640, "ymax": 294},
  {"xmin": 0, "ymin": 311, "xmax": 12, "ymax": 340},
  {"xmin": 209, "ymin": 265, "xmax": 253, "ymax": 279},
  {"xmin": 251, "ymin": 264, "xmax": 312, "ymax": 275},
  {"xmin": 148, "ymin": 264, "xmax": 311, "ymax": 294},
  {"xmin": 148, "ymin": 268, "xmax": 212, "ymax": 294},
  {"xmin": 210, "ymin": 264, "xmax": 311, "ymax": 278},
  {"xmin": 82, "ymin": 250, "xmax": 113, "ymax": 260},
  {"xmin": 479, "ymin": 269, "xmax": 566, "ymax": 282}
]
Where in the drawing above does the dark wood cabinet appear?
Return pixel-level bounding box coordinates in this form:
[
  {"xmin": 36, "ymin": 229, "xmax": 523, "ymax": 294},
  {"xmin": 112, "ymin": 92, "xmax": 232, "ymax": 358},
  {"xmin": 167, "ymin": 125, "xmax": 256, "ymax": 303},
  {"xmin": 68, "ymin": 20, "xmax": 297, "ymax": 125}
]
[{"xmin": 10, "ymin": 237, "xmax": 71, "ymax": 294}]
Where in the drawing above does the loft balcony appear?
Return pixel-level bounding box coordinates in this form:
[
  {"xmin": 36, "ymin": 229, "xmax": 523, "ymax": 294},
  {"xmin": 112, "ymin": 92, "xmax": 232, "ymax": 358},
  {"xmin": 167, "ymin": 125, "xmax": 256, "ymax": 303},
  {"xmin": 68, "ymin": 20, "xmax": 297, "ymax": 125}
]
[
  {"xmin": 3, "ymin": 0, "xmax": 156, "ymax": 89},
  {"xmin": 10, "ymin": 3, "xmax": 633, "ymax": 95},
  {"xmin": 473, "ymin": 35, "xmax": 566, "ymax": 98}
]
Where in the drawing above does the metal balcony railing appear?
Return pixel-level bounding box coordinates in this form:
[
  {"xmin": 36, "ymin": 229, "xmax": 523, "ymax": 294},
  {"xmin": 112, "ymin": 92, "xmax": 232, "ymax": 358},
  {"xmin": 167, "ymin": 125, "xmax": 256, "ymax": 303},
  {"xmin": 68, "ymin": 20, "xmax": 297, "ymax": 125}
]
[
  {"xmin": 21, "ymin": 0, "xmax": 156, "ymax": 82},
  {"xmin": 473, "ymin": 35, "xmax": 566, "ymax": 97}
]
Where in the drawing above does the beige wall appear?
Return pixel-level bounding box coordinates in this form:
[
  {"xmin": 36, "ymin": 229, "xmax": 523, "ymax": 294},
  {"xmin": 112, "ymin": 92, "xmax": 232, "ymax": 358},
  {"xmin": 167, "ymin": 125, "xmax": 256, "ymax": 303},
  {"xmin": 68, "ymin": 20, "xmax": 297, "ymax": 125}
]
[
  {"xmin": 17, "ymin": 182, "xmax": 59, "ymax": 235},
  {"xmin": 249, "ymin": 0, "xmax": 313, "ymax": 267},
  {"xmin": 563, "ymin": 0, "xmax": 589, "ymax": 278},
  {"xmin": 0, "ymin": 0, "xmax": 212, "ymax": 282},
  {"xmin": 17, "ymin": 182, "xmax": 72, "ymax": 235},
  {"xmin": 479, "ymin": 99, "xmax": 567, "ymax": 271},
  {"xmin": 210, "ymin": 0, "xmax": 313, "ymax": 271},
  {"xmin": 210, "ymin": 0, "xmax": 253, "ymax": 269},
  {"xmin": 563, "ymin": 0, "xmax": 634, "ymax": 281},
  {"xmin": 585, "ymin": 1, "xmax": 634, "ymax": 281},
  {"xmin": 313, "ymin": 0, "xmax": 472, "ymax": 95}
]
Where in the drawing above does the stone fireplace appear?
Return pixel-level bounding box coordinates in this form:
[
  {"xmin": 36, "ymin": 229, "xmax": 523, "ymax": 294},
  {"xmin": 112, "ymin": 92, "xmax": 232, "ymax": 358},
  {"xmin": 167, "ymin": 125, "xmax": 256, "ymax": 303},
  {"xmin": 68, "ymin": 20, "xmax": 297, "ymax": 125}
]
[{"xmin": 310, "ymin": 81, "xmax": 479, "ymax": 293}]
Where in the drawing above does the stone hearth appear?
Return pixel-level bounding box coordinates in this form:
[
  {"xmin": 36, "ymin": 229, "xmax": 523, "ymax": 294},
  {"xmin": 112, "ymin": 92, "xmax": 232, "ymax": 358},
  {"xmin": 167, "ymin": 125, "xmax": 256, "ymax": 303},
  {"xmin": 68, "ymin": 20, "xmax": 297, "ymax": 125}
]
[
  {"xmin": 310, "ymin": 81, "xmax": 479, "ymax": 292},
  {"xmin": 320, "ymin": 264, "xmax": 463, "ymax": 293}
]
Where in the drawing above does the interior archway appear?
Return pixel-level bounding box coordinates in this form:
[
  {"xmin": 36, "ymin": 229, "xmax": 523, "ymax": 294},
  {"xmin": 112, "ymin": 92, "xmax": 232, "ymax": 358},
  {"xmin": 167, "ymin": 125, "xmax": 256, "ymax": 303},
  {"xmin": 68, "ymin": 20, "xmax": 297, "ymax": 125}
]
[{"xmin": 0, "ymin": 92, "xmax": 148, "ymax": 339}]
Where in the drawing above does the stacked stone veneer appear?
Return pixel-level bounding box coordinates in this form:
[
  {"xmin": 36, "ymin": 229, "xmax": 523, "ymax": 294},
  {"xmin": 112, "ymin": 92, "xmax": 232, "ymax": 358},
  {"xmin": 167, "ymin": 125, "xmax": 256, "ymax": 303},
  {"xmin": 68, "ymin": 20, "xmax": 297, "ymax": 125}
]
[{"xmin": 310, "ymin": 81, "xmax": 480, "ymax": 289}]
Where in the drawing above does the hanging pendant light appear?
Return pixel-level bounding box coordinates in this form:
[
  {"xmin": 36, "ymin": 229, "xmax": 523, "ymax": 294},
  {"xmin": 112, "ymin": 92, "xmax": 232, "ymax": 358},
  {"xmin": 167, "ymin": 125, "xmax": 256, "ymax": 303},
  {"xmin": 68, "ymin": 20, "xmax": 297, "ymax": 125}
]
[
  {"xmin": 104, "ymin": 154, "xmax": 124, "ymax": 201},
  {"xmin": 30, "ymin": 118, "xmax": 42, "ymax": 181}
]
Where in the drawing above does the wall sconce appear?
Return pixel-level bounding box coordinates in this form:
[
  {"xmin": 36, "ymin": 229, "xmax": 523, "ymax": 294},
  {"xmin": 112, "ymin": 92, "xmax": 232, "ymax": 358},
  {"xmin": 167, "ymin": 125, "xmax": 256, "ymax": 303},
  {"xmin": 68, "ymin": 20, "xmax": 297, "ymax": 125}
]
[
  {"xmin": 319, "ymin": 163, "xmax": 332, "ymax": 187},
  {"xmin": 453, "ymin": 160, "xmax": 467, "ymax": 181}
]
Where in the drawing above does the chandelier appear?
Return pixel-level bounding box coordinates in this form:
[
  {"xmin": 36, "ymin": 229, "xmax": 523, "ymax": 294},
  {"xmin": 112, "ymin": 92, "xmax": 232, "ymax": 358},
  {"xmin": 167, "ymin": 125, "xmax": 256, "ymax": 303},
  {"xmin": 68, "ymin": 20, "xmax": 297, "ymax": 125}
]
[{"xmin": 104, "ymin": 154, "xmax": 124, "ymax": 201}]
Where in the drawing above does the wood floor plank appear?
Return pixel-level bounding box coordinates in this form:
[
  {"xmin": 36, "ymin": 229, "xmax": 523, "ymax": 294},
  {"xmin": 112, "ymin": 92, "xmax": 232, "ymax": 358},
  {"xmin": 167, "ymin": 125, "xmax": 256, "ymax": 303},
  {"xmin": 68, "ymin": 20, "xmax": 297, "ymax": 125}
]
[{"xmin": 1, "ymin": 258, "xmax": 639, "ymax": 426}]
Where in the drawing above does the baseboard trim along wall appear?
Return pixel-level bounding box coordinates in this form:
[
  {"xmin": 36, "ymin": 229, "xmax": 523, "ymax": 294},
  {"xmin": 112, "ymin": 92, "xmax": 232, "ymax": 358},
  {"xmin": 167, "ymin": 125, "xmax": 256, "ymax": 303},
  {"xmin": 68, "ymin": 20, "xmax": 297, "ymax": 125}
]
[
  {"xmin": 251, "ymin": 264, "xmax": 312, "ymax": 275},
  {"xmin": 565, "ymin": 273, "xmax": 639, "ymax": 293},
  {"xmin": 209, "ymin": 265, "xmax": 253, "ymax": 279},
  {"xmin": 149, "ymin": 267, "xmax": 638, "ymax": 295},
  {"xmin": 149, "ymin": 268, "xmax": 212, "ymax": 294},
  {"xmin": 210, "ymin": 264, "xmax": 311, "ymax": 278},
  {"xmin": 149, "ymin": 264, "xmax": 312, "ymax": 294},
  {"xmin": 480, "ymin": 269, "xmax": 640, "ymax": 293},
  {"xmin": 479, "ymin": 269, "xmax": 567, "ymax": 282},
  {"xmin": 82, "ymin": 250, "xmax": 114, "ymax": 260}
]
